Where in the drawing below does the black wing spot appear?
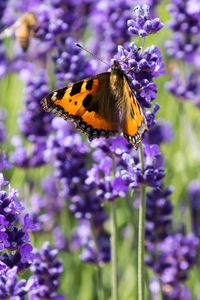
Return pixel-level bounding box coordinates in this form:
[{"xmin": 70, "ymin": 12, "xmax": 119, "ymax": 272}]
[
  {"xmin": 89, "ymin": 102, "xmax": 99, "ymax": 112},
  {"xmin": 69, "ymin": 99, "xmax": 72, "ymax": 102},
  {"xmin": 83, "ymin": 94, "xmax": 92, "ymax": 108},
  {"xmin": 83, "ymin": 94, "xmax": 99, "ymax": 112},
  {"xmin": 56, "ymin": 87, "xmax": 67, "ymax": 100},
  {"xmin": 86, "ymin": 79, "xmax": 93, "ymax": 90},
  {"xmin": 70, "ymin": 81, "xmax": 84, "ymax": 96},
  {"xmin": 74, "ymin": 101, "xmax": 77, "ymax": 105}
]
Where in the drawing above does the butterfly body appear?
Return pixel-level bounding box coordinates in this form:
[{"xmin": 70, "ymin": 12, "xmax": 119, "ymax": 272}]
[{"xmin": 41, "ymin": 60, "xmax": 147, "ymax": 148}]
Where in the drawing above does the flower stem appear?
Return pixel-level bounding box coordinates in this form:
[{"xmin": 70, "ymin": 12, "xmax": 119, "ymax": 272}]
[
  {"xmin": 138, "ymin": 142, "xmax": 146, "ymax": 300},
  {"xmin": 111, "ymin": 201, "xmax": 118, "ymax": 300},
  {"xmin": 96, "ymin": 266, "xmax": 104, "ymax": 300},
  {"xmin": 90, "ymin": 220, "xmax": 104, "ymax": 300}
]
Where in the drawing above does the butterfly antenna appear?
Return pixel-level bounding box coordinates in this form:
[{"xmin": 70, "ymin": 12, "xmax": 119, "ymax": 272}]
[{"xmin": 75, "ymin": 43, "xmax": 110, "ymax": 67}]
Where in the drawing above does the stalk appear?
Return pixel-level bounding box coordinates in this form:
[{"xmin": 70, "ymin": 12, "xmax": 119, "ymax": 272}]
[
  {"xmin": 111, "ymin": 200, "xmax": 118, "ymax": 300},
  {"xmin": 138, "ymin": 142, "xmax": 146, "ymax": 300},
  {"xmin": 90, "ymin": 220, "xmax": 104, "ymax": 300}
]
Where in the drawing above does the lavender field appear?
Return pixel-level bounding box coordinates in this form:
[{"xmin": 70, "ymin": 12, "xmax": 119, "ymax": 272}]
[{"xmin": 0, "ymin": 0, "xmax": 200, "ymax": 299}]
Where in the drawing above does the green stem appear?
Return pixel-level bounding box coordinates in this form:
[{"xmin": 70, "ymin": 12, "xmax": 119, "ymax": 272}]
[
  {"xmin": 96, "ymin": 266, "xmax": 104, "ymax": 300},
  {"xmin": 111, "ymin": 201, "xmax": 118, "ymax": 300},
  {"xmin": 90, "ymin": 220, "xmax": 104, "ymax": 300},
  {"xmin": 138, "ymin": 142, "xmax": 146, "ymax": 300}
]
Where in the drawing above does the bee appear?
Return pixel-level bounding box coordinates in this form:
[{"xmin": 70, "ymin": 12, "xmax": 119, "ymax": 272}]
[
  {"xmin": 0, "ymin": 12, "xmax": 37, "ymax": 51},
  {"xmin": 14, "ymin": 12, "xmax": 37, "ymax": 51}
]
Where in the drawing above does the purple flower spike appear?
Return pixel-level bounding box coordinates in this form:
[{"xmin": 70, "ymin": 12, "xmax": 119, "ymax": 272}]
[
  {"xmin": 166, "ymin": 0, "xmax": 200, "ymax": 108},
  {"xmin": 0, "ymin": 266, "xmax": 37, "ymax": 299},
  {"xmin": 0, "ymin": 159, "xmax": 35, "ymax": 270},
  {"xmin": 0, "ymin": 38, "xmax": 7, "ymax": 78},
  {"xmin": 72, "ymin": 221, "xmax": 111, "ymax": 265},
  {"xmin": 188, "ymin": 180, "xmax": 200, "ymax": 238},
  {"xmin": 118, "ymin": 43, "xmax": 165, "ymax": 108},
  {"xmin": 0, "ymin": 109, "xmax": 7, "ymax": 143},
  {"xmin": 122, "ymin": 144, "xmax": 164, "ymax": 188},
  {"xmin": 128, "ymin": 5, "xmax": 163, "ymax": 37},
  {"xmin": 20, "ymin": 244, "xmax": 34, "ymax": 264},
  {"xmin": 145, "ymin": 119, "xmax": 174, "ymax": 145},
  {"xmin": 0, "ymin": 152, "xmax": 11, "ymax": 172},
  {"xmin": 145, "ymin": 185, "xmax": 173, "ymax": 244},
  {"xmin": 52, "ymin": 37, "xmax": 94, "ymax": 88},
  {"xmin": 10, "ymin": 70, "xmax": 52, "ymax": 168},
  {"xmin": 0, "ymin": 261, "xmax": 8, "ymax": 275},
  {"xmin": 30, "ymin": 242, "xmax": 64, "ymax": 300},
  {"xmin": 90, "ymin": 0, "xmax": 132, "ymax": 60}
]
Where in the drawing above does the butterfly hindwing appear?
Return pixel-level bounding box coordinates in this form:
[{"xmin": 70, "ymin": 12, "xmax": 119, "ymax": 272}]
[
  {"xmin": 122, "ymin": 80, "xmax": 147, "ymax": 148},
  {"xmin": 41, "ymin": 73, "xmax": 120, "ymax": 140}
]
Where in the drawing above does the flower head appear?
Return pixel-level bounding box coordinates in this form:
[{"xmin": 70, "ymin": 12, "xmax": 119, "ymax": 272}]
[
  {"xmin": 30, "ymin": 242, "xmax": 64, "ymax": 299},
  {"xmin": 127, "ymin": 4, "xmax": 163, "ymax": 37}
]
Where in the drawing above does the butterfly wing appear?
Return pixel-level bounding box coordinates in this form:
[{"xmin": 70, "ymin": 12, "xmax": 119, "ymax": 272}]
[
  {"xmin": 41, "ymin": 73, "xmax": 120, "ymax": 140},
  {"xmin": 122, "ymin": 79, "xmax": 147, "ymax": 149}
]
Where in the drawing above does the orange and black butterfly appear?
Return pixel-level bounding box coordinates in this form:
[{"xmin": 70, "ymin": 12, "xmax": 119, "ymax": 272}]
[{"xmin": 41, "ymin": 60, "xmax": 147, "ymax": 149}]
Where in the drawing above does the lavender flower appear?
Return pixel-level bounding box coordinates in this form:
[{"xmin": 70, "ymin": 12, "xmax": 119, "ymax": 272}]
[
  {"xmin": 53, "ymin": 226, "xmax": 68, "ymax": 251},
  {"xmin": 145, "ymin": 185, "xmax": 173, "ymax": 245},
  {"xmin": 85, "ymin": 137, "xmax": 130, "ymax": 201},
  {"xmin": 188, "ymin": 180, "xmax": 200, "ymax": 238},
  {"xmin": 29, "ymin": 242, "xmax": 64, "ymax": 299},
  {"xmin": 145, "ymin": 119, "xmax": 174, "ymax": 145},
  {"xmin": 118, "ymin": 42, "xmax": 165, "ymax": 108},
  {"xmin": 155, "ymin": 234, "xmax": 198, "ymax": 300},
  {"xmin": 0, "ymin": 152, "xmax": 11, "ymax": 172},
  {"xmin": 72, "ymin": 220, "xmax": 110, "ymax": 265},
  {"xmin": 186, "ymin": 0, "xmax": 200, "ymax": 16},
  {"xmin": 166, "ymin": 69, "xmax": 200, "ymax": 107},
  {"xmin": 144, "ymin": 167, "xmax": 199, "ymax": 300},
  {"xmin": 0, "ymin": 38, "xmax": 7, "ymax": 78},
  {"xmin": 52, "ymin": 37, "xmax": 94, "ymax": 88},
  {"xmin": 127, "ymin": 4, "xmax": 163, "ymax": 37},
  {"xmin": 44, "ymin": 117, "xmax": 89, "ymax": 198},
  {"xmin": 0, "ymin": 152, "xmax": 34, "ymax": 270},
  {"xmin": 166, "ymin": 0, "xmax": 200, "ymax": 61},
  {"xmin": 49, "ymin": 0, "xmax": 94, "ymax": 40},
  {"xmin": 0, "ymin": 0, "xmax": 7, "ymax": 30},
  {"xmin": 122, "ymin": 144, "xmax": 165, "ymax": 188},
  {"xmin": 0, "ymin": 266, "xmax": 37, "ymax": 300},
  {"xmin": 166, "ymin": 0, "xmax": 200, "ymax": 108},
  {"xmin": 45, "ymin": 119, "xmax": 110, "ymax": 263},
  {"xmin": 141, "ymin": 145, "xmax": 199, "ymax": 300},
  {"xmin": 0, "ymin": 110, "xmax": 6, "ymax": 143},
  {"xmin": 10, "ymin": 70, "xmax": 52, "ymax": 168},
  {"xmin": 90, "ymin": 0, "xmax": 133, "ymax": 60}
]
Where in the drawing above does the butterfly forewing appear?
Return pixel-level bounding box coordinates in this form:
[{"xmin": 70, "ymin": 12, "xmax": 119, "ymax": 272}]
[{"xmin": 41, "ymin": 73, "xmax": 120, "ymax": 140}]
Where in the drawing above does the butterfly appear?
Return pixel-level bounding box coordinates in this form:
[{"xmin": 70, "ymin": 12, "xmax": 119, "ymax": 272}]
[
  {"xmin": 41, "ymin": 60, "xmax": 147, "ymax": 149},
  {"xmin": 0, "ymin": 12, "xmax": 37, "ymax": 52}
]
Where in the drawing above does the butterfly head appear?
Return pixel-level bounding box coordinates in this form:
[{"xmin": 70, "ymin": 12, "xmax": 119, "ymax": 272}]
[
  {"xmin": 111, "ymin": 60, "xmax": 121, "ymax": 70},
  {"xmin": 111, "ymin": 60, "xmax": 125, "ymax": 77}
]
